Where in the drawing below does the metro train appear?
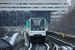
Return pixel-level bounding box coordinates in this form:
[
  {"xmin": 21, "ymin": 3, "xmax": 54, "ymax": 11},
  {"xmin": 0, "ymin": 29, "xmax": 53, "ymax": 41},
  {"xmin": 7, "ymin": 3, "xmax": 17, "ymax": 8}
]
[{"xmin": 25, "ymin": 18, "xmax": 48, "ymax": 42}]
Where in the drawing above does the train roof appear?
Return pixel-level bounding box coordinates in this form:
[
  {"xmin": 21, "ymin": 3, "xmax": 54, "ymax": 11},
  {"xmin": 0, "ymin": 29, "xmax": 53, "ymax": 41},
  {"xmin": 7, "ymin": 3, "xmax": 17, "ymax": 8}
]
[
  {"xmin": 30, "ymin": 18, "xmax": 45, "ymax": 19},
  {"xmin": 26, "ymin": 18, "xmax": 46, "ymax": 22}
]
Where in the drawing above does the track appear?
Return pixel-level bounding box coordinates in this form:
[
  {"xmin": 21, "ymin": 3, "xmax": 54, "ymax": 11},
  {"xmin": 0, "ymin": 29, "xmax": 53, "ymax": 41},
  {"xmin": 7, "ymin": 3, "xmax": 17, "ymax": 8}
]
[
  {"xmin": 45, "ymin": 38, "xmax": 57, "ymax": 50},
  {"xmin": 46, "ymin": 34, "xmax": 74, "ymax": 50},
  {"xmin": 28, "ymin": 43, "xmax": 50, "ymax": 50}
]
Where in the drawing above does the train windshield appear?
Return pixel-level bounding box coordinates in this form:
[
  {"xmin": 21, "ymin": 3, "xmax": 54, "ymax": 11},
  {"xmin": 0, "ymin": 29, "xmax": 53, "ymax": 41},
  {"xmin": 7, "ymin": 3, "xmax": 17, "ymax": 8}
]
[{"xmin": 31, "ymin": 19, "xmax": 44, "ymax": 31}]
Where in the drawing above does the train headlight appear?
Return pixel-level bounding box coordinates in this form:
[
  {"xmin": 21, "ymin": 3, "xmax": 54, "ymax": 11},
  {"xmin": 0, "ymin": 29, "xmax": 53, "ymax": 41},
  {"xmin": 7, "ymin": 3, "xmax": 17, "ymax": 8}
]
[
  {"xmin": 33, "ymin": 29, "xmax": 35, "ymax": 30},
  {"xmin": 41, "ymin": 29, "xmax": 42, "ymax": 30}
]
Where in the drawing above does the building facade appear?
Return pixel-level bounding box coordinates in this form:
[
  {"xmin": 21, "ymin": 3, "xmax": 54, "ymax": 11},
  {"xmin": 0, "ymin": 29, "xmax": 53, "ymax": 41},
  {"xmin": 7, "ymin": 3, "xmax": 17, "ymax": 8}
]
[
  {"xmin": 0, "ymin": 0, "xmax": 68, "ymax": 27},
  {"xmin": 68, "ymin": 0, "xmax": 75, "ymax": 12}
]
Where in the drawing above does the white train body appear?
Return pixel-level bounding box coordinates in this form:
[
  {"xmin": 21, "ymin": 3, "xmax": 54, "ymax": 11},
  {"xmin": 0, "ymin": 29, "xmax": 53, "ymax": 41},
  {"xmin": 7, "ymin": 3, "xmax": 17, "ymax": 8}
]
[{"xmin": 25, "ymin": 18, "xmax": 48, "ymax": 42}]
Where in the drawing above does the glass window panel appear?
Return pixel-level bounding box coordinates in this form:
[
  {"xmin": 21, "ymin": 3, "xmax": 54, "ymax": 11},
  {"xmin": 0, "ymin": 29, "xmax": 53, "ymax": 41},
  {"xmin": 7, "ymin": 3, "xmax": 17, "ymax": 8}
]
[
  {"xmin": 42, "ymin": 7, "xmax": 47, "ymax": 8},
  {"xmin": 19, "ymin": 3, "xmax": 22, "ymax": 5},
  {"xmin": 19, "ymin": 7, "xmax": 24, "ymax": 8},
  {"xmin": 0, "ymin": 3, "xmax": 2, "ymax": 4},
  {"xmin": 24, "ymin": 13, "xmax": 31, "ymax": 19},
  {"xmin": 55, "ymin": 7, "xmax": 61, "ymax": 8},
  {"xmin": 62, "ymin": 10, "xmax": 67, "ymax": 12},
  {"xmin": 34, "ymin": 7, "xmax": 38, "ymax": 8},
  {"xmin": 11, "ymin": 10, "xmax": 15, "ymax": 12},
  {"xmin": 47, "ymin": 3, "xmax": 59, "ymax": 5},
  {"xmin": 64, "ymin": 3, "xmax": 68, "ymax": 5},
  {"xmin": 23, "ymin": 3, "xmax": 28, "ymax": 5},
  {"xmin": 2, "ymin": 20, "xmax": 9, "ymax": 26},
  {"xmin": 10, "ymin": 13, "xmax": 16, "ymax": 19},
  {"xmin": 17, "ymin": 11, "xmax": 20, "ymax": 12},
  {"xmin": 27, "ymin": 7, "xmax": 31, "ymax": 8},
  {"xmin": 0, "ymin": 13, "xmax": 1, "ymax": 19},
  {"xmin": 17, "ymin": 13, "xmax": 23, "ymax": 20},
  {"xmin": 11, "ymin": 3, "xmax": 16, "ymax": 5},
  {"xmin": 0, "ymin": 20, "xmax": 1, "ymax": 26},
  {"xmin": 2, "ymin": 13, "xmax": 9, "ymax": 19},
  {"xmin": 16, "ymin": 3, "xmax": 18, "ymax": 5},
  {"xmin": 29, "ymin": 3, "xmax": 47, "ymax": 5},
  {"xmin": 48, "ymin": 7, "xmax": 53, "ymax": 8},
  {"xmin": 3, "ymin": 3, "xmax": 7, "ymax": 4},
  {"xmin": 10, "ymin": 20, "xmax": 16, "ymax": 26},
  {"xmin": 17, "ymin": 20, "xmax": 23, "ymax": 26},
  {"xmin": 2, "ymin": 10, "xmax": 6, "ymax": 12},
  {"xmin": 31, "ymin": 19, "xmax": 44, "ymax": 31},
  {"xmin": 12, "ymin": 7, "xmax": 16, "ymax": 8}
]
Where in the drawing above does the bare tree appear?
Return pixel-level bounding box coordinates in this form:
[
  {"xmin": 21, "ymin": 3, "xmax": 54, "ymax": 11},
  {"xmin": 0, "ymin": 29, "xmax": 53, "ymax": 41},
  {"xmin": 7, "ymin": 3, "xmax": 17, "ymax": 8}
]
[{"xmin": 49, "ymin": 8, "xmax": 75, "ymax": 35}]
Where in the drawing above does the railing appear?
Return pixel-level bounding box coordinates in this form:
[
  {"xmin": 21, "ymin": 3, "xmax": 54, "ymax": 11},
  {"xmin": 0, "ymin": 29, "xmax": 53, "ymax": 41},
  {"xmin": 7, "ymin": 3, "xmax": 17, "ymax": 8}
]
[
  {"xmin": 0, "ymin": 38, "xmax": 12, "ymax": 50},
  {"xmin": 0, "ymin": 33, "xmax": 25, "ymax": 50},
  {"xmin": 47, "ymin": 30, "xmax": 75, "ymax": 50}
]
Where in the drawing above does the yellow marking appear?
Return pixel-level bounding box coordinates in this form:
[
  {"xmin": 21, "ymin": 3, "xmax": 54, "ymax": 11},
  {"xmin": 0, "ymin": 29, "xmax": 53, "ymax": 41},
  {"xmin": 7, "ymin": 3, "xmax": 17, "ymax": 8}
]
[
  {"xmin": 62, "ymin": 34, "xmax": 65, "ymax": 38},
  {"xmin": 23, "ymin": 35, "xmax": 25, "ymax": 38}
]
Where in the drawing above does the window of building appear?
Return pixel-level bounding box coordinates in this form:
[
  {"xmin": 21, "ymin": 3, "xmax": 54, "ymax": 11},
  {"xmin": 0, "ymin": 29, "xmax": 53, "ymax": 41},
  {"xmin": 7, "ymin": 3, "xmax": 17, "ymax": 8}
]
[
  {"xmin": 64, "ymin": 3, "xmax": 68, "ymax": 5},
  {"xmin": 42, "ymin": 7, "xmax": 47, "ymax": 8},
  {"xmin": 2, "ymin": 21, "xmax": 9, "ymax": 26},
  {"xmin": 55, "ymin": 7, "xmax": 61, "ymax": 8},
  {"xmin": 3, "ymin": 3, "xmax": 7, "ymax": 4},
  {"xmin": 48, "ymin": 7, "xmax": 53, "ymax": 8},
  {"xmin": 29, "ymin": 3, "xmax": 60, "ymax": 5},
  {"xmin": 62, "ymin": 10, "xmax": 67, "ymax": 12},
  {"xmin": 51, "ymin": 14, "xmax": 59, "ymax": 16},
  {"xmin": 11, "ymin": 10, "xmax": 15, "ymax": 12},
  {"xmin": 23, "ymin": 7, "xmax": 27, "ymax": 8},
  {"xmin": 0, "ymin": 20, "xmax": 1, "ymax": 26},
  {"xmin": 17, "ymin": 11, "xmax": 20, "ymax": 12},
  {"xmin": 0, "ymin": 13, "xmax": 1, "ymax": 19},
  {"xmin": 29, "ymin": 3, "xmax": 37, "ymax": 5},
  {"xmin": 2, "ymin": 10, "xmax": 6, "ymax": 12},
  {"xmin": 3, "ymin": 13, "xmax": 9, "ymax": 19},
  {"xmin": 0, "ymin": 3, "xmax": 2, "ymax": 4},
  {"xmin": 17, "ymin": 21, "xmax": 23, "ymax": 26},
  {"xmin": 17, "ymin": 13, "xmax": 23, "ymax": 20},
  {"xmin": 11, "ymin": 3, "xmax": 16, "ymax": 5},
  {"xmin": 60, "ymin": 3, "xmax": 62, "ymax": 5},
  {"xmin": 29, "ymin": 3, "xmax": 47, "ymax": 5},
  {"xmin": 16, "ymin": 3, "xmax": 18, "ymax": 5},
  {"xmin": 27, "ymin": 7, "xmax": 31, "ymax": 8},
  {"xmin": 19, "ymin": 7, "xmax": 24, "ymax": 8},
  {"xmin": 9, "ymin": 3, "xmax": 11, "ymax": 5},
  {"xmin": 23, "ymin": 3, "xmax": 28, "ymax": 5},
  {"xmin": 2, "ymin": 7, "xmax": 10, "ymax": 8},
  {"xmin": 60, "ymin": 14, "xmax": 63, "ymax": 16},
  {"xmin": 62, "ymin": 7, "xmax": 67, "ymax": 8},
  {"xmin": 10, "ymin": 21, "xmax": 16, "ymax": 26},
  {"xmin": 47, "ymin": 3, "xmax": 59, "ymax": 5},
  {"xmin": 34, "ymin": 7, "xmax": 38, "ymax": 8},
  {"xmin": 12, "ymin": 7, "xmax": 16, "ymax": 8},
  {"xmin": 10, "ymin": 13, "xmax": 16, "ymax": 19},
  {"xmin": 57, "ymin": 10, "xmax": 62, "ymax": 12},
  {"xmin": 19, "ymin": 3, "xmax": 22, "ymax": 5},
  {"xmin": 39, "ymin": 3, "xmax": 47, "ymax": 5},
  {"xmin": 24, "ymin": 13, "xmax": 31, "ymax": 19}
]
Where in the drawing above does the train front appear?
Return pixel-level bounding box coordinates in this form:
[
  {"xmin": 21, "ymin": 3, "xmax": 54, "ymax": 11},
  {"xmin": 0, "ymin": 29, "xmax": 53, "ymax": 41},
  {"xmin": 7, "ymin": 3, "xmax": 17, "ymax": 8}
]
[{"xmin": 29, "ymin": 18, "xmax": 47, "ymax": 42}]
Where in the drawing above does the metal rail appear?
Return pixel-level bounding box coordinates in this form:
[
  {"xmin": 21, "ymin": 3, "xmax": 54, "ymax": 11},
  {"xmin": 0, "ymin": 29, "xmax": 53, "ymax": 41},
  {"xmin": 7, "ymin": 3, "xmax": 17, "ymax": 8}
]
[
  {"xmin": 46, "ymin": 35, "xmax": 74, "ymax": 50},
  {"xmin": 28, "ymin": 43, "xmax": 50, "ymax": 50}
]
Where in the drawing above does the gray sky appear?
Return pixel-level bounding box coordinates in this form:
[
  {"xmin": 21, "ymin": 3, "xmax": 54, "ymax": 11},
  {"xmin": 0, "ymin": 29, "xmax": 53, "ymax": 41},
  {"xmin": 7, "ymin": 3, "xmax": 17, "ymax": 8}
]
[{"xmin": 67, "ymin": 0, "xmax": 71, "ymax": 5}]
